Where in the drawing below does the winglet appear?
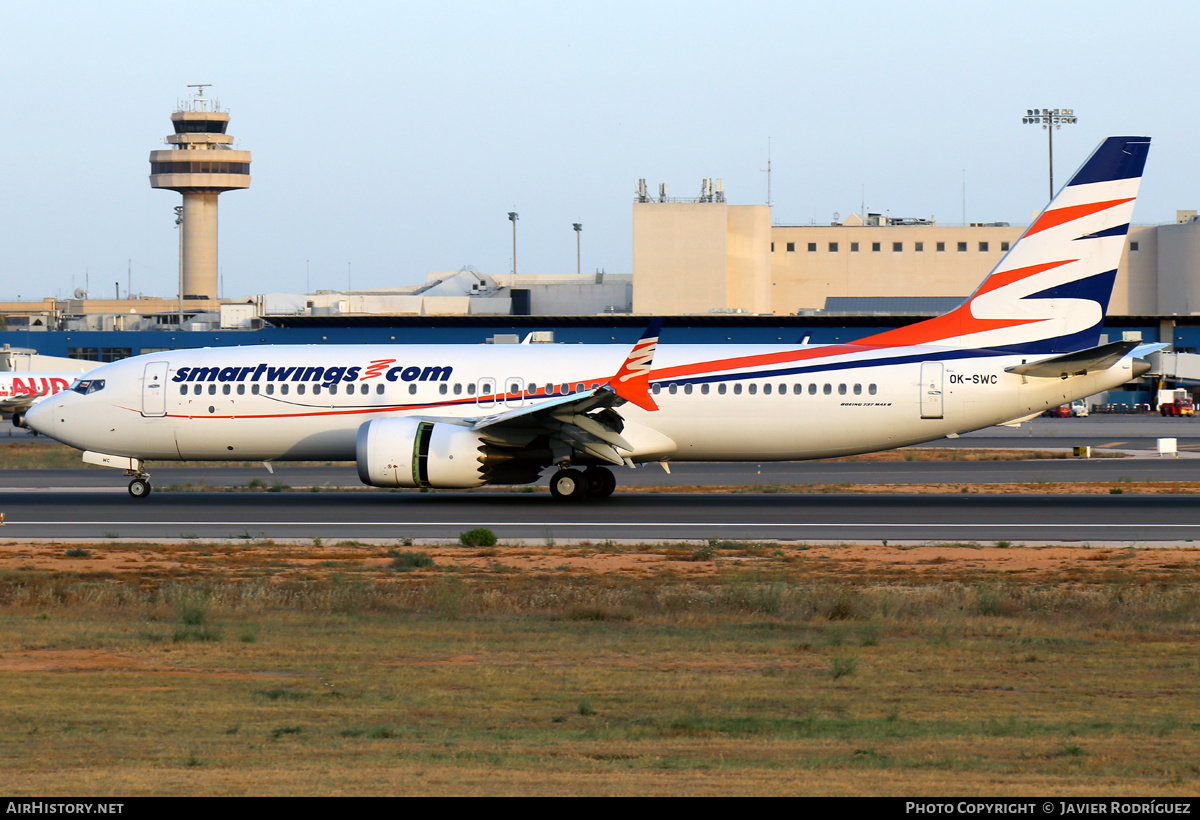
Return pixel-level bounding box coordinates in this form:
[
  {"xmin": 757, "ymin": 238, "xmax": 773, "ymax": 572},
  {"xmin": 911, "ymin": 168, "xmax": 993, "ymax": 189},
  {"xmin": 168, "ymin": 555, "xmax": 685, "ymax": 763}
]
[{"xmin": 610, "ymin": 319, "xmax": 663, "ymax": 411}]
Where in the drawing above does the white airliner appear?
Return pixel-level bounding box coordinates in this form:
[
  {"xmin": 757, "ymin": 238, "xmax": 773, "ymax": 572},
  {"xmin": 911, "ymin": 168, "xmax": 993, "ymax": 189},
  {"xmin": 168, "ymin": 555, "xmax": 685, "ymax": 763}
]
[{"xmin": 28, "ymin": 136, "xmax": 1155, "ymax": 500}]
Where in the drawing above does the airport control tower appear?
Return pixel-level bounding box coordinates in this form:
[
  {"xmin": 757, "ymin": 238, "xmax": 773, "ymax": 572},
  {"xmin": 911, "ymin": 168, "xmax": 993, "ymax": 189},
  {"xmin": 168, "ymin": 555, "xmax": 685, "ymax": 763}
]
[{"xmin": 148, "ymin": 85, "xmax": 251, "ymax": 300}]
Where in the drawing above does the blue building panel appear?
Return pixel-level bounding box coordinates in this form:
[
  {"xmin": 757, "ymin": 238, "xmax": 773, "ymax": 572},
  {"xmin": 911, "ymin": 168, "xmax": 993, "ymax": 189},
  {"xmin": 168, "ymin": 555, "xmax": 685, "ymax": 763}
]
[{"xmin": 0, "ymin": 315, "xmax": 1179, "ymax": 361}]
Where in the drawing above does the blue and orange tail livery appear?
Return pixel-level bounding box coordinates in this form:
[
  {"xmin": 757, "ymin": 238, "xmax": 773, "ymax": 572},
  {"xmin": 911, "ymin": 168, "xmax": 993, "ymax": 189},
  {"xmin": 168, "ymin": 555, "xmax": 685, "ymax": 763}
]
[
  {"xmin": 611, "ymin": 319, "xmax": 663, "ymax": 411},
  {"xmin": 859, "ymin": 136, "xmax": 1150, "ymax": 354}
]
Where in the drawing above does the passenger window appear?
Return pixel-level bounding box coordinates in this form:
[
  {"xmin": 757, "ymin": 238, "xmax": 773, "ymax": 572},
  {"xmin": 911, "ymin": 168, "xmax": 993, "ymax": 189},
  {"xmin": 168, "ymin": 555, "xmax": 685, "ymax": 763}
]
[
  {"xmin": 376, "ymin": 384, "xmax": 384, "ymax": 395},
  {"xmin": 669, "ymin": 384, "xmax": 678, "ymax": 395},
  {"xmin": 838, "ymin": 384, "xmax": 847, "ymax": 395},
  {"xmin": 468, "ymin": 383, "xmax": 476, "ymax": 396},
  {"xmin": 208, "ymin": 384, "xmax": 216, "ymax": 395},
  {"xmin": 684, "ymin": 384, "xmax": 693, "ymax": 395},
  {"xmin": 297, "ymin": 385, "xmax": 306, "ymax": 395},
  {"xmin": 869, "ymin": 384, "xmax": 877, "ymax": 395},
  {"xmin": 718, "ymin": 384, "xmax": 727, "ymax": 395},
  {"xmin": 409, "ymin": 384, "xmax": 417, "ymax": 395},
  {"xmin": 330, "ymin": 385, "xmax": 338, "ymax": 395},
  {"xmin": 313, "ymin": 386, "xmax": 322, "ymax": 395},
  {"xmin": 823, "ymin": 384, "xmax": 832, "ymax": 395},
  {"xmin": 454, "ymin": 383, "xmax": 463, "ymax": 395},
  {"xmin": 237, "ymin": 384, "xmax": 245, "ymax": 395},
  {"xmin": 439, "ymin": 384, "xmax": 448, "ymax": 395},
  {"xmin": 267, "ymin": 384, "xmax": 275, "ymax": 395},
  {"xmin": 793, "ymin": 384, "xmax": 802, "ymax": 395},
  {"xmin": 701, "ymin": 384, "xmax": 710, "ymax": 395},
  {"xmin": 853, "ymin": 384, "xmax": 862, "ymax": 395},
  {"xmin": 281, "ymin": 384, "xmax": 289, "ymax": 395},
  {"xmin": 763, "ymin": 384, "xmax": 772, "ymax": 395},
  {"xmin": 179, "ymin": 385, "xmax": 187, "ymax": 396},
  {"xmin": 652, "ymin": 384, "xmax": 661, "ymax": 395},
  {"xmin": 779, "ymin": 383, "xmax": 786, "ymax": 395},
  {"xmin": 749, "ymin": 384, "xmax": 757, "ymax": 395},
  {"xmin": 809, "ymin": 384, "xmax": 817, "ymax": 395},
  {"xmin": 223, "ymin": 385, "xmax": 231, "ymax": 395},
  {"xmin": 734, "ymin": 384, "xmax": 743, "ymax": 395}
]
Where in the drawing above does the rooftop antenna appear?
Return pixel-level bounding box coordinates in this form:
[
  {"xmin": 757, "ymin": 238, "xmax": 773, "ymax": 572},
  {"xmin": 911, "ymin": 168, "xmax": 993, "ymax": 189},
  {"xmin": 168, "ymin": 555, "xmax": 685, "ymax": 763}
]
[
  {"xmin": 760, "ymin": 137, "xmax": 773, "ymax": 208},
  {"xmin": 186, "ymin": 83, "xmax": 213, "ymax": 111}
]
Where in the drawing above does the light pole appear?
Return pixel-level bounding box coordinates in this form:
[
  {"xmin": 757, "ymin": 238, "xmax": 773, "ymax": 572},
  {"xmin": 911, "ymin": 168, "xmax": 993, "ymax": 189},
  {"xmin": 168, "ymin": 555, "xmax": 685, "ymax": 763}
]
[
  {"xmin": 508, "ymin": 212, "xmax": 519, "ymax": 275},
  {"xmin": 572, "ymin": 223, "xmax": 582, "ymax": 275},
  {"xmin": 1022, "ymin": 108, "xmax": 1077, "ymax": 200},
  {"xmin": 174, "ymin": 205, "xmax": 184, "ymax": 325}
]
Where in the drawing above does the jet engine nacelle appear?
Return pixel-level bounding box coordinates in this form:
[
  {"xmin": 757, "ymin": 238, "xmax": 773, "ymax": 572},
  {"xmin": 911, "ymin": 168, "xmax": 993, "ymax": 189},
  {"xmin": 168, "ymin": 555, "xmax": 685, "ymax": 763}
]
[{"xmin": 356, "ymin": 417, "xmax": 488, "ymax": 489}]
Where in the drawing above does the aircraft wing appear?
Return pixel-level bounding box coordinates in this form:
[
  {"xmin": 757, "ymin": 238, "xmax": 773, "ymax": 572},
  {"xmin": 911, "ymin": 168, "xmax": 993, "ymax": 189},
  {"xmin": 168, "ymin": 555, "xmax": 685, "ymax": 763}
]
[
  {"xmin": 1004, "ymin": 341, "xmax": 1142, "ymax": 378},
  {"xmin": 418, "ymin": 322, "xmax": 666, "ymax": 467},
  {"xmin": 421, "ymin": 386, "xmax": 634, "ymax": 466},
  {"xmin": 0, "ymin": 396, "xmax": 36, "ymax": 411}
]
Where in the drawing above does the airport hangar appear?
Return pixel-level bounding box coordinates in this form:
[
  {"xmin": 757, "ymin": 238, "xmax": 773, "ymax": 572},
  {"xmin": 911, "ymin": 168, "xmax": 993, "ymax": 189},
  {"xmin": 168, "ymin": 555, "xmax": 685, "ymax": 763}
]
[{"xmin": 3, "ymin": 184, "xmax": 1200, "ymax": 406}]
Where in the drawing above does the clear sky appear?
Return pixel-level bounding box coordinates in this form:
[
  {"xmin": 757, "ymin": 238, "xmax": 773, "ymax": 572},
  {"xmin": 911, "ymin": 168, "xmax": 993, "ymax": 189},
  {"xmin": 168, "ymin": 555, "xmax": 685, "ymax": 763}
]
[{"xmin": 0, "ymin": 0, "xmax": 1194, "ymax": 301}]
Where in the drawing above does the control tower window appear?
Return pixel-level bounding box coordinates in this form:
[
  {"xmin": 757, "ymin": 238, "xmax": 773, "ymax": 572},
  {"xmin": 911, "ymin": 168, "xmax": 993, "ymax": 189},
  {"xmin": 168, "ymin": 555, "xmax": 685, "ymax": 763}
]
[{"xmin": 173, "ymin": 120, "xmax": 228, "ymax": 134}]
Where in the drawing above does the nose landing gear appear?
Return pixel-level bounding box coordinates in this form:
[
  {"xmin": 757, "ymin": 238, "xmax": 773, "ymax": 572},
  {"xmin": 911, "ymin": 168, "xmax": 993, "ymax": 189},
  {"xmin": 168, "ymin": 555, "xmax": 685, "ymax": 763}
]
[
  {"xmin": 79, "ymin": 452, "xmax": 154, "ymax": 499},
  {"xmin": 125, "ymin": 469, "xmax": 152, "ymax": 499}
]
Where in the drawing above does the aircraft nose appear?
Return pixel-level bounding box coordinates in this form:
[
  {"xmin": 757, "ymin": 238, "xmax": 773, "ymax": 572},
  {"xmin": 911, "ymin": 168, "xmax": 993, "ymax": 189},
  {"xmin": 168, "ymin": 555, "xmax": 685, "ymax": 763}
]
[{"xmin": 24, "ymin": 397, "xmax": 58, "ymax": 435}]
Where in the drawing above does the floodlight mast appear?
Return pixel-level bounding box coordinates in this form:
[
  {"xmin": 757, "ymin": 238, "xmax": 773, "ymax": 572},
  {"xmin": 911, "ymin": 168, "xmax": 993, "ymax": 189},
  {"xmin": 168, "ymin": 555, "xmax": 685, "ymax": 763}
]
[
  {"xmin": 1022, "ymin": 108, "xmax": 1078, "ymax": 201},
  {"xmin": 508, "ymin": 212, "xmax": 519, "ymax": 275},
  {"xmin": 573, "ymin": 223, "xmax": 582, "ymax": 275}
]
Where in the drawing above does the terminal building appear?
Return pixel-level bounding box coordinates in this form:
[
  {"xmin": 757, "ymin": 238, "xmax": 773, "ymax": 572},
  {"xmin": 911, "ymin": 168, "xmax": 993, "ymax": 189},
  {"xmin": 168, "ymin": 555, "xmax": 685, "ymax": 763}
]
[{"xmin": 631, "ymin": 179, "xmax": 1200, "ymax": 321}]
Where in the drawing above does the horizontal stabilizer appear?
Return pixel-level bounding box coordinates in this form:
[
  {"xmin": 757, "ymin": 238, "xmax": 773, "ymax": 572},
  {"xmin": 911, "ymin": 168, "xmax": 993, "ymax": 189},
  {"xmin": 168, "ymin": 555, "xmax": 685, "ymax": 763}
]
[{"xmin": 1004, "ymin": 340, "xmax": 1138, "ymax": 378}]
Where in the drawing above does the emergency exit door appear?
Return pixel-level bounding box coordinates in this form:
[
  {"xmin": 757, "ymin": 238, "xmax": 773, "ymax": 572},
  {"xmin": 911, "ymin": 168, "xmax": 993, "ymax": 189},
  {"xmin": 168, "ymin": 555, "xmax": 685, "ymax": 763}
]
[{"xmin": 920, "ymin": 362, "xmax": 944, "ymax": 419}]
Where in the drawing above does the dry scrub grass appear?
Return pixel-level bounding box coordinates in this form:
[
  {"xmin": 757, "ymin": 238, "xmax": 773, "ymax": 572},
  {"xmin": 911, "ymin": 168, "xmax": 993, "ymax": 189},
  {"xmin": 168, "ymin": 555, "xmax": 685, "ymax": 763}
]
[{"xmin": 1, "ymin": 540, "xmax": 1199, "ymax": 796}]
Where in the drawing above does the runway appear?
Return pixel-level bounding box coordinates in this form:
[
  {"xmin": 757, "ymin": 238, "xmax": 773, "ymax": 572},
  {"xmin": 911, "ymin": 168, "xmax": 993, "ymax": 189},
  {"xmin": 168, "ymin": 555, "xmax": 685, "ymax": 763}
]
[
  {"xmin": 4, "ymin": 489, "xmax": 1200, "ymax": 543},
  {"xmin": 5, "ymin": 416, "xmax": 1200, "ymax": 543}
]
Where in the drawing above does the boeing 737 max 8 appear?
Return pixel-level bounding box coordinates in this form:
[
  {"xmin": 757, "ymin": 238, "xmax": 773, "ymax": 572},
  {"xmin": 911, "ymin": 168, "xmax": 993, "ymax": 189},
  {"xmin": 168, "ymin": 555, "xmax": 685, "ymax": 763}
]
[{"xmin": 28, "ymin": 137, "xmax": 1155, "ymax": 500}]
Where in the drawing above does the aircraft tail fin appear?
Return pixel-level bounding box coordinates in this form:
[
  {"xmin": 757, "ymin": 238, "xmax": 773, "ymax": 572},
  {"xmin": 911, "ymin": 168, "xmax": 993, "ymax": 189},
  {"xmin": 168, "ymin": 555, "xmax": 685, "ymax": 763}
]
[
  {"xmin": 857, "ymin": 136, "xmax": 1150, "ymax": 354},
  {"xmin": 610, "ymin": 319, "xmax": 663, "ymax": 411}
]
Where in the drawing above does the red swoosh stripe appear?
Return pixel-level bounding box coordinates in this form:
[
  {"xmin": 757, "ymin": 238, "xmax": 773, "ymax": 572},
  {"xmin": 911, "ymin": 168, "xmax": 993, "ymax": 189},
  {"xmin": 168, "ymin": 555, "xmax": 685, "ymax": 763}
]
[{"xmin": 1025, "ymin": 198, "xmax": 1134, "ymax": 237}]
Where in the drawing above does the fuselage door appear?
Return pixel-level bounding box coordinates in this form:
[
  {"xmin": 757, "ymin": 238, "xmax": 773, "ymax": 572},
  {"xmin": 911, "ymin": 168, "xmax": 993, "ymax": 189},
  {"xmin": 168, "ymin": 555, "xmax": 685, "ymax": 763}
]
[
  {"xmin": 477, "ymin": 377, "xmax": 497, "ymax": 409},
  {"xmin": 920, "ymin": 361, "xmax": 944, "ymax": 419},
  {"xmin": 142, "ymin": 361, "xmax": 169, "ymax": 417}
]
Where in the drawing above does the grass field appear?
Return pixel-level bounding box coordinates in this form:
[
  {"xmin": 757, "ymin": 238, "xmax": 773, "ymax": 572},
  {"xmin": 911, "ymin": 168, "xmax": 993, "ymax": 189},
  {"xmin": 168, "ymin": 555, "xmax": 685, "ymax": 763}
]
[{"xmin": 1, "ymin": 539, "xmax": 1198, "ymax": 796}]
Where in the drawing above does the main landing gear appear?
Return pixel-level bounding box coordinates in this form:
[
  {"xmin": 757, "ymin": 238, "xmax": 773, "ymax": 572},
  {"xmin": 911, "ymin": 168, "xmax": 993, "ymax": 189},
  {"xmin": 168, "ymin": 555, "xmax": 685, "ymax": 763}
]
[{"xmin": 549, "ymin": 466, "xmax": 616, "ymax": 501}]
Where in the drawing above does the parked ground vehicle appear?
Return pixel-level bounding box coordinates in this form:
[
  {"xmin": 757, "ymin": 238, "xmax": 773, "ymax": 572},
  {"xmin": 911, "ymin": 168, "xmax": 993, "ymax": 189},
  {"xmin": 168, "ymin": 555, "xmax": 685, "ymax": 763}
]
[
  {"xmin": 1071, "ymin": 400, "xmax": 1090, "ymax": 417},
  {"xmin": 1158, "ymin": 389, "xmax": 1195, "ymax": 416}
]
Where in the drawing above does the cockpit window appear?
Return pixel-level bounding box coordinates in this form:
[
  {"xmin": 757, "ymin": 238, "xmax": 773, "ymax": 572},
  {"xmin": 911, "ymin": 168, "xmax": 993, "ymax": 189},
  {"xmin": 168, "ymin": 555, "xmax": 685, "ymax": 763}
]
[{"xmin": 71, "ymin": 379, "xmax": 106, "ymax": 395}]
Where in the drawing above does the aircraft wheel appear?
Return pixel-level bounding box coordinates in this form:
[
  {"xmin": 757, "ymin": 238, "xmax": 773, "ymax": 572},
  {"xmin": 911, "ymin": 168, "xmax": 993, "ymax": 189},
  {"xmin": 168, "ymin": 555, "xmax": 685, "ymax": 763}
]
[
  {"xmin": 549, "ymin": 469, "xmax": 587, "ymax": 501},
  {"xmin": 583, "ymin": 466, "xmax": 616, "ymax": 499},
  {"xmin": 128, "ymin": 478, "xmax": 152, "ymax": 499}
]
